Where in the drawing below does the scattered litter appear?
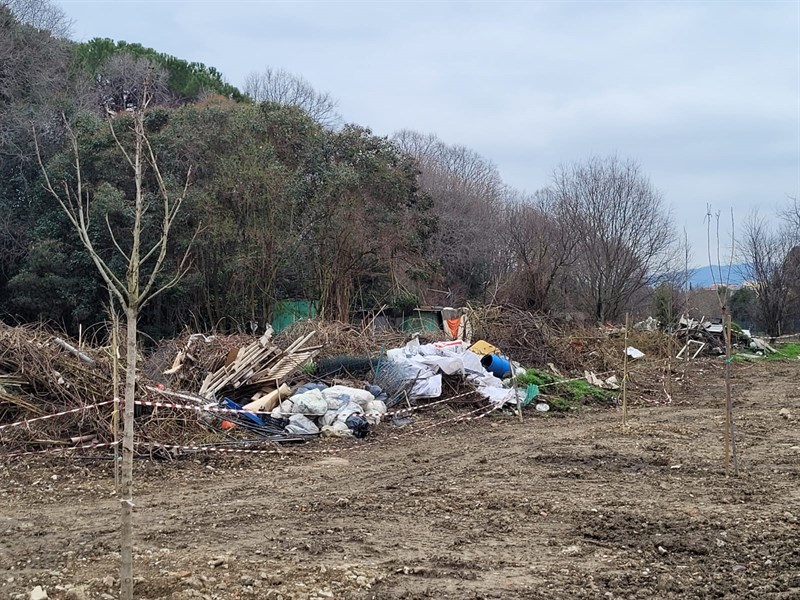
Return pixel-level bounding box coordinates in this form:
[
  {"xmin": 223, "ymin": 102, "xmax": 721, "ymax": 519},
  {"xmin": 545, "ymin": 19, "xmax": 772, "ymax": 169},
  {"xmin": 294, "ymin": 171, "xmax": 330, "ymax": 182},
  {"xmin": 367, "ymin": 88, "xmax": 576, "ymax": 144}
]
[
  {"xmin": 750, "ymin": 338, "xmax": 777, "ymax": 354},
  {"xmin": 676, "ymin": 340, "xmax": 705, "ymax": 360},
  {"xmin": 634, "ymin": 316, "xmax": 659, "ymax": 331},
  {"xmin": 521, "ymin": 384, "xmax": 540, "ymax": 407},
  {"xmin": 547, "ymin": 363, "xmax": 564, "ymax": 377},
  {"xmin": 29, "ymin": 586, "xmax": 48, "ymax": 600},
  {"xmin": 468, "ymin": 339, "xmax": 499, "ymax": 355},
  {"xmin": 584, "ymin": 371, "xmax": 620, "ymax": 390}
]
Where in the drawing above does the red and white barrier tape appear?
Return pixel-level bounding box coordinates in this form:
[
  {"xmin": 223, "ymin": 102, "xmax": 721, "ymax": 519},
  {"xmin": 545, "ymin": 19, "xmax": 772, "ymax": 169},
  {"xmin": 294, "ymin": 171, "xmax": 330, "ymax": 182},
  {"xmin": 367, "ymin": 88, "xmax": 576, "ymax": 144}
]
[
  {"xmin": 386, "ymin": 390, "xmax": 478, "ymax": 416},
  {"xmin": 0, "ymin": 392, "xmax": 479, "ymax": 437},
  {"xmin": 133, "ymin": 399, "xmax": 267, "ymax": 415},
  {"xmin": 0, "ymin": 401, "xmax": 116, "ymax": 433},
  {"xmin": 134, "ymin": 405, "xmax": 496, "ymax": 458},
  {"xmin": 1, "ymin": 400, "xmax": 499, "ymax": 460}
]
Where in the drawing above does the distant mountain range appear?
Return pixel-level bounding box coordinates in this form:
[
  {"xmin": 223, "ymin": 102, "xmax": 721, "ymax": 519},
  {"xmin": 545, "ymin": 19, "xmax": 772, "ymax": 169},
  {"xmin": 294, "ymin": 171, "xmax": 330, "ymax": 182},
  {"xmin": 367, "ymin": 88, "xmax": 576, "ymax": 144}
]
[{"xmin": 687, "ymin": 264, "xmax": 749, "ymax": 289}]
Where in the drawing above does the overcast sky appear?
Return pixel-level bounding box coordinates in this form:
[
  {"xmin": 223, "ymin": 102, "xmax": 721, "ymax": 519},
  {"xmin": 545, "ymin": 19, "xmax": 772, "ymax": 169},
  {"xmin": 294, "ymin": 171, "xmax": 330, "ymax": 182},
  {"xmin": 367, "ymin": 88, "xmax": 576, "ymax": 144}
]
[{"xmin": 59, "ymin": 0, "xmax": 799, "ymax": 264}]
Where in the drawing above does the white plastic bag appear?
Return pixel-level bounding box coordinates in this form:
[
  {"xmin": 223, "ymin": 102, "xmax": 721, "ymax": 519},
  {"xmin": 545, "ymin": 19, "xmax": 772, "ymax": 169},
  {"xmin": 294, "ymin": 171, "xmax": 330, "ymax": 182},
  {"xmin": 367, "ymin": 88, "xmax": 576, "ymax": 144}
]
[
  {"xmin": 364, "ymin": 399, "xmax": 387, "ymax": 425},
  {"xmin": 290, "ymin": 389, "xmax": 328, "ymax": 415},
  {"xmin": 333, "ymin": 401, "xmax": 364, "ymax": 425},
  {"xmin": 321, "ymin": 409, "xmax": 339, "ymax": 427},
  {"xmin": 320, "ymin": 421, "xmax": 353, "ymax": 438},
  {"xmin": 284, "ymin": 414, "xmax": 319, "ymax": 435},
  {"xmin": 322, "ymin": 385, "xmax": 374, "ymax": 408}
]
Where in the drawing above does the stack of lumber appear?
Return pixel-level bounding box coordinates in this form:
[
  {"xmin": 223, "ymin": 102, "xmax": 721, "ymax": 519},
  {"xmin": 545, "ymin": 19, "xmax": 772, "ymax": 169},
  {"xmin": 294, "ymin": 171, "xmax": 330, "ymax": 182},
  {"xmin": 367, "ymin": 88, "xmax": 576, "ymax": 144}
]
[{"xmin": 199, "ymin": 331, "xmax": 321, "ymax": 404}]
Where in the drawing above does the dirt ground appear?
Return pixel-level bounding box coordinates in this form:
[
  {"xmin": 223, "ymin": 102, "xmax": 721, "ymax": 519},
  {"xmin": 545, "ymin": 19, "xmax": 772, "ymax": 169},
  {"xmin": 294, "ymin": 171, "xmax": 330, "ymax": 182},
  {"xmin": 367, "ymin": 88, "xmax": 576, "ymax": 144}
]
[{"xmin": 1, "ymin": 359, "xmax": 799, "ymax": 600}]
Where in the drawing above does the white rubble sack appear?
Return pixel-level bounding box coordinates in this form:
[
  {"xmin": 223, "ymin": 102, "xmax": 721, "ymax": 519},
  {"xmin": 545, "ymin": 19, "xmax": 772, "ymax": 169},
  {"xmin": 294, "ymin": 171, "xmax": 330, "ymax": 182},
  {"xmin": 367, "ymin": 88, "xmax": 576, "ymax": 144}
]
[
  {"xmin": 364, "ymin": 399, "xmax": 388, "ymax": 425},
  {"xmin": 289, "ymin": 389, "xmax": 328, "ymax": 415},
  {"xmin": 284, "ymin": 414, "xmax": 319, "ymax": 435},
  {"xmin": 322, "ymin": 385, "xmax": 375, "ymax": 408},
  {"xmin": 320, "ymin": 422, "xmax": 353, "ymax": 437}
]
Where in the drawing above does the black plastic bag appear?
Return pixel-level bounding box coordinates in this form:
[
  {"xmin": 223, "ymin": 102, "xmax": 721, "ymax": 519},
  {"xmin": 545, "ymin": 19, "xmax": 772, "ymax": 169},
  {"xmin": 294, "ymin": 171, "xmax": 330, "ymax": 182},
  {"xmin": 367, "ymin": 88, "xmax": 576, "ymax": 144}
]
[{"xmin": 345, "ymin": 414, "xmax": 370, "ymax": 438}]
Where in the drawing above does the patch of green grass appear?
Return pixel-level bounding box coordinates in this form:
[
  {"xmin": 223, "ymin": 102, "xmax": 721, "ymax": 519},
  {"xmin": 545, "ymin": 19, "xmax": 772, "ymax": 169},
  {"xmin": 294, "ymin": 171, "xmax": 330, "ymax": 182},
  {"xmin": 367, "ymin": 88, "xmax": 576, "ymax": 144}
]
[
  {"xmin": 767, "ymin": 343, "xmax": 800, "ymax": 361},
  {"xmin": 733, "ymin": 342, "xmax": 800, "ymax": 362},
  {"xmin": 514, "ymin": 368, "xmax": 616, "ymax": 411}
]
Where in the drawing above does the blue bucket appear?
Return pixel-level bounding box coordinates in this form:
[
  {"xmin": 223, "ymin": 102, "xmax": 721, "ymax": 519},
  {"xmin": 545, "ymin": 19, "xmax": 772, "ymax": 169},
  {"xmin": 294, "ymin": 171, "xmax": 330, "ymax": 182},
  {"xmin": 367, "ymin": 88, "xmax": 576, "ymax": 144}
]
[{"xmin": 481, "ymin": 354, "xmax": 511, "ymax": 378}]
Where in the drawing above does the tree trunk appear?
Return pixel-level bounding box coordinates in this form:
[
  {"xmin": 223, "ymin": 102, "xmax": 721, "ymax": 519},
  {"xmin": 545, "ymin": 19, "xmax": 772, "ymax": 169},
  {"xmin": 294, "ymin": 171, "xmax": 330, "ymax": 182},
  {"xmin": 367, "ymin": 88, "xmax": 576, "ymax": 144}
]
[
  {"xmin": 120, "ymin": 304, "xmax": 137, "ymax": 600},
  {"xmin": 723, "ymin": 310, "xmax": 739, "ymax": 476}
]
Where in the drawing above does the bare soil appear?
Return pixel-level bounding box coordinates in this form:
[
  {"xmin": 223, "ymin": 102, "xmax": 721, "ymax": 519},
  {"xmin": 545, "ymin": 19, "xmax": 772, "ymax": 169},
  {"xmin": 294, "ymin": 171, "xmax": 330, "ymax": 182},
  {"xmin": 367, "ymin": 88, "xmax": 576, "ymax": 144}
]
[{"xmin": 1, "ymin": 360, "xmax": 799, "ymax": 600}]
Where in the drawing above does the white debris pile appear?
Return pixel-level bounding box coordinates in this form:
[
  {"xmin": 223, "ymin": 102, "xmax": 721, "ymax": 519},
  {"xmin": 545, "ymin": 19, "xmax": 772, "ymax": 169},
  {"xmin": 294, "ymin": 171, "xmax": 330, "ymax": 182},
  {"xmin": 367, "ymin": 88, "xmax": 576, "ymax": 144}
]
[
  {"xmin": 384, "ymin": 338, "xmax": 516, "ymax": 406},
  {"xmin": 272, "ymin": 383, "xmax": 387, "ymax": 438}
]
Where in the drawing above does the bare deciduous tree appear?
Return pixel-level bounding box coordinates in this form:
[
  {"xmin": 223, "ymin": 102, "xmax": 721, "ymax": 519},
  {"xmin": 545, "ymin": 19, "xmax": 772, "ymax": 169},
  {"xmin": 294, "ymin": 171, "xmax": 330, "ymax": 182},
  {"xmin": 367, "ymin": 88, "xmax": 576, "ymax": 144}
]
[
  {"xmin": 0, "ymin": 4, "xmax": 72, "ymax": 156},
  {"xmin": 499, "ymin": 189, "xmax": 578, "ymax": 312},
  {"xmin": 3, "ymin": 0, "xmax": 72, "ymax": 37},
  {"xmin": 244, "ymin": 67, "xmax": 340, "ymax": 127},
  {"xmin": 551, "ymin": 156, "xmax": 676, "ymax": 322},
  {"xmin": 393, "ymin": 129, "xmax": 505, "ymax": 303},
  {"xmin": 740, "ymin": 211, "xmax": 793, "ymax": 337},
  {"xmin": 780, "ymin": 196, "xmax": 800, "ymax": 242},
  {"xmin": 94, "ymin": 54, "xmax": 171, "ymax": 113},
  {"xmin": 34, "ymin": 88, "xmax": 193, "ymax": 600},
  {"xmin": 780, "ymin": 198, "xmax": 800, "ymax": 323}
]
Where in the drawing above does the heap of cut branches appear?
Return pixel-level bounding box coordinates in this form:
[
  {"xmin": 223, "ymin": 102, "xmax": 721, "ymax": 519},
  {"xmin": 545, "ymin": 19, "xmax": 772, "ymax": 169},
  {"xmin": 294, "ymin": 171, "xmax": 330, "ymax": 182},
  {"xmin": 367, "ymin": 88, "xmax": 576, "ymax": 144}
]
[
  {"xmin": 0, "ymin": 324, "xmax": 237, "ymax": 451},
  {"xmin": 0, "ymin": 323, "xmax": 120, "ymax": 449},
  {"xmin": 274, "ymin": 318, "xmax": 445, "ymax": 359},
  {"xmin": 471, "ymin": 305, "xmax": 673, "ymax": 373},
  {"xmin": 144, "ymin": 332, "xmax": 255, "ymax": 389},
  {"xmin": 470, "ymin": 306, "xmax": 580, "ymax": 369}
]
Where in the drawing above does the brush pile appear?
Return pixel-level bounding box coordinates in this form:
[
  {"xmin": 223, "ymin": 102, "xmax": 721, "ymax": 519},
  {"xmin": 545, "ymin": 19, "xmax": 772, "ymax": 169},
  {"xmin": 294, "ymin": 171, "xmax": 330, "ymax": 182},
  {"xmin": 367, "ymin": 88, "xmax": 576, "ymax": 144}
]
[
  {"xmin": 0, "ymin": 323, "xmax": 326, "ymax": 453},
  {"xmin": 144, "ymin": 332, "xmax": 255, "ymax": 389},
  {"xmin": 471, "ymin": 305, "xmax": 674, "ymax": 373},
  {"xmin": 0, "ymin": 323, "xmax": 120, "ymax": 449},
  {"xmin": 274, "ymin": 319, "xmax": 446, "ymax": 359}
]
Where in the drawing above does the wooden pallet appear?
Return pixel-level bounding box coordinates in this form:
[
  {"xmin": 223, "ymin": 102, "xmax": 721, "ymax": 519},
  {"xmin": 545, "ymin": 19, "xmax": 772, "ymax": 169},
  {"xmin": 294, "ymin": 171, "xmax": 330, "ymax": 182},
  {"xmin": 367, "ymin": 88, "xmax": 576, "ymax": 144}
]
[{"xmin": 199, "ymin": 331, "xmax": 320, "ymax": 399}]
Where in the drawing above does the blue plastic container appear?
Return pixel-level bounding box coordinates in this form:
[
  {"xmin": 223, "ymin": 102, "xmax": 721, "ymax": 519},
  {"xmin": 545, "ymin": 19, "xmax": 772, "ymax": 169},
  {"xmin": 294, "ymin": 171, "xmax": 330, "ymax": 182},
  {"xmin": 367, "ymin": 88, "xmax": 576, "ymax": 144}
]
[{"xmin": 481, "ymin": 354, "xmax": 511, "ymax": 378}]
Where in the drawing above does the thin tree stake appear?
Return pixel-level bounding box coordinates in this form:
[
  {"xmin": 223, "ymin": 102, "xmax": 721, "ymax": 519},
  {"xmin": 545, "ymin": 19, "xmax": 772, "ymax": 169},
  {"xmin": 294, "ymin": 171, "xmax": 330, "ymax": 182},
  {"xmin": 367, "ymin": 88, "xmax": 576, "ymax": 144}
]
[
  {"xmin": 622, "ymin": 313, "xmax": 629, "ymax": 427},
  {"xmin": 724, "ymin": 311, "xmax": 739, "ymax": 475}
]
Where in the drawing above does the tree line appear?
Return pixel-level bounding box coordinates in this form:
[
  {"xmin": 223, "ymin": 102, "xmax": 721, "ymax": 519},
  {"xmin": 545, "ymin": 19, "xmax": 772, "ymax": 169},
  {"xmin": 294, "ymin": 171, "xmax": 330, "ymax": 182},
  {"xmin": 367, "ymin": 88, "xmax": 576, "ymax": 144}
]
[
  {"xmin": 3, "ymin": 1, "xmax": 796, "ymax": 340},
  {"xmin": 733, "ymin": 199, "xmax": 800, "ymax": 337}
]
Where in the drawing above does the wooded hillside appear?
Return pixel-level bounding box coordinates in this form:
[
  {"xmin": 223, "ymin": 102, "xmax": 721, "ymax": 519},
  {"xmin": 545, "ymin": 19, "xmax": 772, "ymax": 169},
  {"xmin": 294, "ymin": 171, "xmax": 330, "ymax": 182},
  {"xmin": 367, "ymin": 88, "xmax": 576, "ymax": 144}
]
[{"xmin": 4, "ymin": 1, "xmax": 797, "ymax": 338}]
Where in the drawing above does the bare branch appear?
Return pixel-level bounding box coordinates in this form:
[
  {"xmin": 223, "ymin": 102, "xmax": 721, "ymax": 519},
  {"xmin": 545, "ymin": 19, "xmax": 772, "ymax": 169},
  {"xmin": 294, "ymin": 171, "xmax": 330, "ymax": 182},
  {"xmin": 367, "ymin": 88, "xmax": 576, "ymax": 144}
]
[
  {"xmin": 108, "ymin": 117, "xmax": 135, "ymax": 169},
  {"xmin": 105, "ymin": 212, "xmax": 131, "ymax": 263},
  {"xmin": 244, "ymin": 67, "xmax": 341, "ymax": 127},
  {"xmin": 140, "ymin": 225, "xmax": 200, "ymax": 309},
  {"xmin": 32, "ymin": 120, "xmax": 127, "ymax": 304}
]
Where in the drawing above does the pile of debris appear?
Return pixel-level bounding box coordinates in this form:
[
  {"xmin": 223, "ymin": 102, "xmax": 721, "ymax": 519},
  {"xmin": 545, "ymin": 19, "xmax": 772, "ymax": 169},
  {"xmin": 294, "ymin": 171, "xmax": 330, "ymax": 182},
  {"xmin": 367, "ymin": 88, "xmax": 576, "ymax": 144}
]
[
  {"xmin": 0, "ymin": 323, "xmax": 125, "ymax": 449},
  {"xmin": 0, "ymin": 323, "xmax": 331, "ymax": 452},
  {"xmin": 673, "ymin": 316, "xmax": 776, "ymax": 357},
  {"xmin": 1, "ymin": 314, "xmax": 626, "ymax": 456}
]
